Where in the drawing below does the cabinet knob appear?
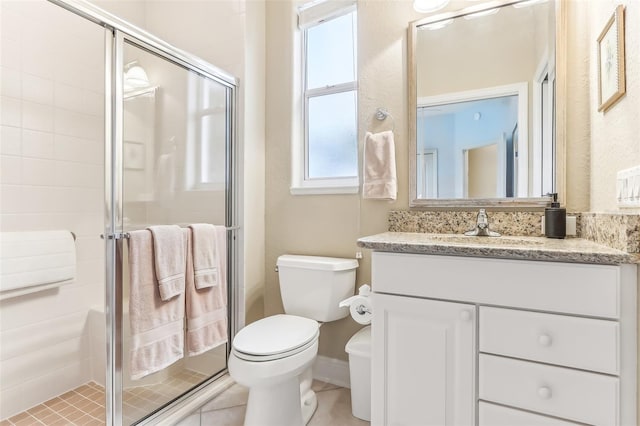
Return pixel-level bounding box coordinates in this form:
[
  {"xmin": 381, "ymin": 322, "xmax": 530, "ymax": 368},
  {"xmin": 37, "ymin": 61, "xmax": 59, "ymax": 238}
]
[
  {"xmin": 537, "ymin": 386, "xmax": 552, "ymax": 399},
  {"xmin": 460, "ymin": 310, "xmax": 472, "ymax": 321},
  {"xmin": 538, "ymin": 334, "xmax": 552, "ymax": 347}
]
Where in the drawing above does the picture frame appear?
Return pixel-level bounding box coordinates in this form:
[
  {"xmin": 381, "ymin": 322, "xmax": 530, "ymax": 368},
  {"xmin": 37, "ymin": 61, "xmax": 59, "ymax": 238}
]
[
  {"xmin": 124, "ymin": 141, "xmax": 145, "ymax": 170},
  {"xmin": 597, "ymin": 5, "xmax": 625, "ymax": 113}
]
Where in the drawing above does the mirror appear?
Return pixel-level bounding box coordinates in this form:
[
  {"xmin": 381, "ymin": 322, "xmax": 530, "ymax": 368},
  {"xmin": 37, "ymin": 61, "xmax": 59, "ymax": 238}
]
[{"xmin": 409, "ymin": 0, "xmax": 566, "ymax": 208}]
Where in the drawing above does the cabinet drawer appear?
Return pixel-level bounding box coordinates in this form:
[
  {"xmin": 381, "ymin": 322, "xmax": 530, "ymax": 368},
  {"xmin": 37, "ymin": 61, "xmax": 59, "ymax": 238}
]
[
  {"xmin": 372, "ymin": 252, "xmax": 620, "ymax": 318},
  {"xmin": 479, "ymin": 354, "xmax": 618, "ymax": 425},
  {"xmin": 479, "ymin": 402, "xmax": 583, "ymax": 426},
  {"xmin": 480, "ymin": 307, "xmax": 619, "ymax": 374}
]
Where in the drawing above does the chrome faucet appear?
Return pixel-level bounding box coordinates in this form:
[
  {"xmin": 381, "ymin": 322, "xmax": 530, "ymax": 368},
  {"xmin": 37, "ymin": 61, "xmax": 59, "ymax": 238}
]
[{"xmin": 464, "ymin": 209, "xmax": 501, "ymax": 237}]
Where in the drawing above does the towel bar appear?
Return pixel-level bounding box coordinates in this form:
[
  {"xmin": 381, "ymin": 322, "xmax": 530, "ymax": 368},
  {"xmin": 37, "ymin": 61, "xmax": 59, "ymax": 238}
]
[{"xmin": 101, "ymin": 225, "xmax": 240, "ymax": 240}]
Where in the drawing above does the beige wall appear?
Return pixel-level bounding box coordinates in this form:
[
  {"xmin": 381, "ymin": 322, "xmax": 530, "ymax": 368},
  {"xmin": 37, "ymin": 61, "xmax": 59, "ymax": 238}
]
[
  {"xmin": 587, "ymin": 1, "xmax": 640, "ymax": 212},
  {"xmin": 264, "ymin": 0, "xmax": 640, "ymax": 361},
  {"xmin": 265, "ymin": 0, "xmax": 420, "ymax": 361}
]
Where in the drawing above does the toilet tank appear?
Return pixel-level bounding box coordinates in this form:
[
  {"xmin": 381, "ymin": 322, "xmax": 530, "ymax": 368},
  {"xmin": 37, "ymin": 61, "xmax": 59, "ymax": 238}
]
[{"xmin": 277, "ymin": 255, "xmax": 358, "ymax": 322}]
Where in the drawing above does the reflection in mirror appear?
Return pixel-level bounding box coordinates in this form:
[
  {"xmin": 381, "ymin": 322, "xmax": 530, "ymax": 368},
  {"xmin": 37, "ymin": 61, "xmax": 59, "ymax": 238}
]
[{"xmin": 409, "ymin": 0, "xmax": 559, "ymax": 207}]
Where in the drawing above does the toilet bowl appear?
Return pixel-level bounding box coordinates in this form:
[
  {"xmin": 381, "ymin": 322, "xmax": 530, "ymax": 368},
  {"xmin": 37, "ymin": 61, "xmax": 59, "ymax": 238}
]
[
  {"xmin": 229, "ymin": 315, "xmax": 319, "ymax": 426},
  {"xmin": 228, "ymin": 255, "xmax": 358, "ymax": 426}
]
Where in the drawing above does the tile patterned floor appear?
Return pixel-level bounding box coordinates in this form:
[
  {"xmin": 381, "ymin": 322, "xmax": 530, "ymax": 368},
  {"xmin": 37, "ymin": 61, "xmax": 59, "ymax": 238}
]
[
  {"xmin": 1, "ymin": 370, "xmax": 206, "ymax": 426},
  {"xmin": 177, "ymin": 380, "xmax": 370, "ymax": 426},
  {"xmin": 2, "ymin": 377, "xmax": 368, "ymax": 426}
]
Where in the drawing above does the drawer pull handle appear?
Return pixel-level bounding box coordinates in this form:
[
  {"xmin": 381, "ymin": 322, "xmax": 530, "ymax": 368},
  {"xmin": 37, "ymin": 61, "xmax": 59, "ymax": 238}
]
[
  {"xmin": 460, "ymin": 310, "xmax": 472, "ymax": 321},
  {"xmin": 537, "ymin": 386, "xmax": 552, "ymax": 399},
  {"xmin": 538, "ymin": 334, "xmax": 552, "ymax": 347}
]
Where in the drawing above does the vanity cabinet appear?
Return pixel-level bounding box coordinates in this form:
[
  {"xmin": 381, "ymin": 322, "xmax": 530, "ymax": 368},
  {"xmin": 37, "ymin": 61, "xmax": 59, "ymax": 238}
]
[
  {"xmin": 371, "ymin": 251, "xmax": 637, "ymax": 426},
  {"xmin": 372, "ymin": 293, "xmax": 475, "ymax": 426}
]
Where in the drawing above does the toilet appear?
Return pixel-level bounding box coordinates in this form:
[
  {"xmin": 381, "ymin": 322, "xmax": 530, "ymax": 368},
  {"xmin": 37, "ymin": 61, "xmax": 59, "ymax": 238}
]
[{"xmin": 229, "ymin": 255, "xmax": 358, "ymax": 426}]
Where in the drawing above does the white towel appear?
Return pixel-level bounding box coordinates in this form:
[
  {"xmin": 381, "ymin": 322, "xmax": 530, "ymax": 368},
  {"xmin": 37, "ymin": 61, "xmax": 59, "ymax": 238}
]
[
  {"xmin": 188, "ymin": 223, "xmax": 219, "ymax": 289},
  {"xmin": 363, "ymin": 130, "xmax": 397, "ymax": 200},
  {"xmin": 186, "ymin": 226, "xmax": 228, "ymax": 356},
  {"xmin": 0, "ymin": 230, "xmax": 76, "ymax": 300},
  {"xmin": 128, "ymin": 230, "xmax": 184, "ymax": 380},
  {"xmin": 147, "ymin": 225, "xmax": 185, "ymax": 301}
]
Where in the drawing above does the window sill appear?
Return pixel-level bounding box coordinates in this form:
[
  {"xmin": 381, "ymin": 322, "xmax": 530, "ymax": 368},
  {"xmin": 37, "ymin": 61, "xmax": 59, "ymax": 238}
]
[{"xmin": 290, "ymin": 184, "xmax": 359, "ymax": 196}]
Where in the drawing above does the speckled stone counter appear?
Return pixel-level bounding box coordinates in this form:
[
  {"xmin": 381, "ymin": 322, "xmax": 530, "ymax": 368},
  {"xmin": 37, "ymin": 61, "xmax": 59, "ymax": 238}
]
[{"xmin": 357, "ymin": 232, "xmax": 639, "ymax": 265}]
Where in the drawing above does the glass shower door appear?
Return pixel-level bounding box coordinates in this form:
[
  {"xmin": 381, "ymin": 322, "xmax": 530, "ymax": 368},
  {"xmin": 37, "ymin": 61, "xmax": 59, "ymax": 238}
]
[{"xmin": 118, "ymin": 40, "xmax": 232, "ymax": 425}]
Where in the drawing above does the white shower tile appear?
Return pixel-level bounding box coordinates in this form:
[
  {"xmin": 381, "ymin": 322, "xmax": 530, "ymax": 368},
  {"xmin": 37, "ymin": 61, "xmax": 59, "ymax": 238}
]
[
  {"xmin": 54, "ymin": 134, "xmax": 103, "ymax": 164},
  {"xmin": 0, "ymin": 311, "xmax": 87, "ymax": 361},
  {"xmin": 1, "ymin": 155, "xmax": 21, "ymax": 184},
  {"xmin": 0, "ymin": 125, "xmax": 21, "ymax": 155},
  {"xmin": 55, "ymin": 161, "xmax": 102, "ymax": 188},
  {"xmin": 0, "ymin": 38, "xmax": 21, "ymax": 70},
  {"xmin": 55, "ymin": 81, "xmax": 84, "ymax": 112},
  {"xmin": 22, "ymin": 157, "xmax": 56, "ymax": 186},
  {"xmin": 0, "ymin": 66, "xmax": 21, "ymax": 98},
  {"xmin": 54, "ymin": 107, "xmax": 85, "ymax": 138},
  {"xmin": 0, "ymin": 8, "xmax": 22, "ymax": 43},
  {"xmin": 1, "ymin": 96, "xmax": 21, "ymax": 127},
  {"xmin": 83, "ymin": 89, "xmax": 104, "ymax": 117},
  {"xmin": 22, "ymin": 73, "xmax": 53, "ymax": 105},
  {"xmin": 21, "ymin": 19, "xmax": 55, "ymax": 80},
  {"xmin": 18, "ymin": 185, "xmax": 58, "ymax": 214},
  {"xmin": 22, "ymin": 129, "xmax": 54, "ymax": 159},
  {"xmin": 22, "ymin": 100, "xmax": 53, "ymax": 132},
  {"xmin": 0, "ymin": 184, "xmax": 22, "ymax": 214}
]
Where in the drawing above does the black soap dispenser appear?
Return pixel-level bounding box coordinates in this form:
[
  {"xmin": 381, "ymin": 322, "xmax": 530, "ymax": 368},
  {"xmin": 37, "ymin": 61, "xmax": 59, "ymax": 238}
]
[{"xmin": 545, "ymin": 193, "xmax": 566, "ymax": 239}]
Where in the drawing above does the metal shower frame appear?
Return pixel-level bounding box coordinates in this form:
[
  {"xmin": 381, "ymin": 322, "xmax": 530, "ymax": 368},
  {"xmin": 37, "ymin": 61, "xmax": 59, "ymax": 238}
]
[{"xmin": 46, "ymin": 1, "xmax": 241, "ymax": 424}]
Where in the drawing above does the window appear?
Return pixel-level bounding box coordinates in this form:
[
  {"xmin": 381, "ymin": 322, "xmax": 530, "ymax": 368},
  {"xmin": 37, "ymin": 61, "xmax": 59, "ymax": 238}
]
[
  {"xmin": 293, "ymin": 1, "xmax": 358, "ymax": 194},
  {"xmin": 187, "ymin": 73, "xmax": 228, "ymax": 191}
]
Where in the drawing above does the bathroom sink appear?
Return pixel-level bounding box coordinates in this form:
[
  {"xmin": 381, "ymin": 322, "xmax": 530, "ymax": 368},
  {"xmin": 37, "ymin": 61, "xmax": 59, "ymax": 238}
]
[{"xmin": 425, "ymin": 234, "xmax": 544, "ymax": 247}]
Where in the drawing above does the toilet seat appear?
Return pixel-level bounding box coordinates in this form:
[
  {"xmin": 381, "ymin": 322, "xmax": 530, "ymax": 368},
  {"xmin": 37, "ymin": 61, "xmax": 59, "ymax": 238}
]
[{"xmin": 232, "ymin": 314, "xmax": 319, "ymax": 362}]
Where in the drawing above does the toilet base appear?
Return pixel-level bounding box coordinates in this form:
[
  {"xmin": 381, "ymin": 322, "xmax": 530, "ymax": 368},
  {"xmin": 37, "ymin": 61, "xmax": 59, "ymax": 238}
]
[
  {"xmin": 245, "ymin": 376, "xmax": 305, "ymax": 426},
  {"xmin": 300, "ymin": 368, "xmax": 317, "ymax": 424}
]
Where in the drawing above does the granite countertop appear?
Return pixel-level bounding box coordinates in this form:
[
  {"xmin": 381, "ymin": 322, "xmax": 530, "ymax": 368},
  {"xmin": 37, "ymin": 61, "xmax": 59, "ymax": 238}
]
[{"xmin": 357, "ymin": 232, "xmax": 639, "ymax": 265}]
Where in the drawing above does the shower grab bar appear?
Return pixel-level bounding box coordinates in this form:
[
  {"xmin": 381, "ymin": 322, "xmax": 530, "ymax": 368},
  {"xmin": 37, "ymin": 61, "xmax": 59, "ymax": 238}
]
[{"xmin": 101, "ymin": 225, "xmax": 240, "ymax": 240}]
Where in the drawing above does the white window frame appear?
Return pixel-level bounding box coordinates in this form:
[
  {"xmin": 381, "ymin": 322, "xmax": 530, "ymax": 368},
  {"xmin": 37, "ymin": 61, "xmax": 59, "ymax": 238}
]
[{"xmin": 291, "ymin": 1, "xmax": 358, "ymax": 195}]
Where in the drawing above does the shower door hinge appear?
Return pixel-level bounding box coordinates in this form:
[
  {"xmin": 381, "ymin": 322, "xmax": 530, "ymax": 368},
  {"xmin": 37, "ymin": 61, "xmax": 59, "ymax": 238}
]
[{"xmin": 101, "ymin": 232, "xmax": 131, "ymax": 240}]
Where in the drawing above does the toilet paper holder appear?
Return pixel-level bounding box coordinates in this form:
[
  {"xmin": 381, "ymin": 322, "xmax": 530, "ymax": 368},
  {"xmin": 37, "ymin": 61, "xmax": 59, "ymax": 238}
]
[
  {"xmin": 340, "ymin": 285, "xmax": 372, "ymax": 312},
  {"xmin": 353, "ymin": 303, "xmax": 371, "ymax": 315}
]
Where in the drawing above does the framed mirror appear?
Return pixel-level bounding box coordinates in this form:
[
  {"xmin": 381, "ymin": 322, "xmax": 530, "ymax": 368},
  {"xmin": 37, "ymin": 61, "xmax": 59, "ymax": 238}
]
[{"xmin": 408, "ymin": 0, "xmax": 566, "ymax": 208}]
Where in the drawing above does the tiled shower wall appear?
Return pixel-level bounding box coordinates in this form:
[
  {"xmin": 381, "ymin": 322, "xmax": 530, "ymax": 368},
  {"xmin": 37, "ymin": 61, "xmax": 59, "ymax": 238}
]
[{"xmin": 0, "ymin": 1, "xmax": 105, "ymax": 419}]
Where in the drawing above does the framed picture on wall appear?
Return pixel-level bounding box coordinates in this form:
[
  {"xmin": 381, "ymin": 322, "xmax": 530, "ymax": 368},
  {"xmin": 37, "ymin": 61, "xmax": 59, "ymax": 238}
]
[
  {"xmin": 124, "ymin": 141, "xmax": 145, "ymax": 170},
  {"xmin": 597, "ymin": 5, "xmax": 625, "ymax": 113}
]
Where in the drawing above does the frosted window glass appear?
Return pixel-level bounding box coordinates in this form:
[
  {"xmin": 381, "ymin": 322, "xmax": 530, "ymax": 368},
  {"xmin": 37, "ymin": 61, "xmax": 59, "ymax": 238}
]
[
  {"xmin": 307, "ymin": 90, "xmax": 357, "ymax": 179},
  {"xmin": 306, "ymin": 12, "xmax": 356, "ymax": 89}
]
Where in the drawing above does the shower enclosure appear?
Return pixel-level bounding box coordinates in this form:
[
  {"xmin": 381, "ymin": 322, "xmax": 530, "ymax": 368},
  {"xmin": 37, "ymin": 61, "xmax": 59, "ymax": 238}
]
[{"xmin": 0, "ymin": 1, "xmax": 239, "ymax": 424}]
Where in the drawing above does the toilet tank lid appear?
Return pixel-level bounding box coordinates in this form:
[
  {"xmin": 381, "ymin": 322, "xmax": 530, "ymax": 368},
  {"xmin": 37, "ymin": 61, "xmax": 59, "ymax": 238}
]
[{"xmin": 277, "ymin": 255, "xmax": 358, "ymax": 271}]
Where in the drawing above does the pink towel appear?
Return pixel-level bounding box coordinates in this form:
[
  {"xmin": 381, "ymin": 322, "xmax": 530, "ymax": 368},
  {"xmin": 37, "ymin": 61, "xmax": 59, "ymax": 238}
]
[
  {"xmin": 147, "ymin": 225, "xmax": 185, "ymax": 301},
  {"xmin": 186, "ymin": 226, "xmax": 228, "ymax": 356},
  {"xmin": 128, "ymin": 230, "xmax": 184, "ymax": 380},
  {"xmin": 363, "ymin": 130, "xmax": 397, "ymax": 200},
  {"xmin": 188, "ymin": 223, "xmax": 220, "ymax": 289}
]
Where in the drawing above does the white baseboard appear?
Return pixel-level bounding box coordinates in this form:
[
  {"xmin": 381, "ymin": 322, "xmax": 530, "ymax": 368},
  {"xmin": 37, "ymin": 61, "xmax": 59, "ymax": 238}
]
[{"xmin": 312, "ymin": 355, "xmax": 351, "ymax": 389}]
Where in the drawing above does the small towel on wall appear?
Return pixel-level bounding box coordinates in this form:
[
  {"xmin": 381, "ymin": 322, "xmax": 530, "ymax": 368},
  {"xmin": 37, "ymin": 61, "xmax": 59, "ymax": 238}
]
[
  {"xmin": 188, "ymin": 223, "xmax": 220, "ymax": 289},
  {"xmin": 0, "ymin": 230, "xmax": 76, "ymax": 300},
  {"xmin": 185, "ymin": 226, "xmax": 228, "ymax": 357},
  {"xmin": 363, "ymin": 130, "xmax": 397, "ymax": 200},
  {"xmin": 128, "ymin": 230, "xmax": 184, "ymax": 380},
  {"xmin": 147, "ymin": 225, "xmax": 185, "ymax": 301}
]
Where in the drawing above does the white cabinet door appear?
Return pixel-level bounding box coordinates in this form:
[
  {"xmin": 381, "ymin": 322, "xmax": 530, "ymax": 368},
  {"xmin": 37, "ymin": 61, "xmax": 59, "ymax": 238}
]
[{"xmin": 372, "ymin": 293, "xmax": 476, "ymax": 426}]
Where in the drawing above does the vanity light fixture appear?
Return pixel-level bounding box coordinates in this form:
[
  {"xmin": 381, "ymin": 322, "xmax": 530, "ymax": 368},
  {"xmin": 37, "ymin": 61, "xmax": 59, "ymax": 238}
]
[
  {"xmin": 421, "ymin": 18, "xmax": 454, "ymax": 30},
  {"xmin": 413, "ymin": 0, "xmax": 450, "ymax": 14},
  {"xmin": 463, "ymin": 7, "xmax": 500, "ymax": 19}
]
